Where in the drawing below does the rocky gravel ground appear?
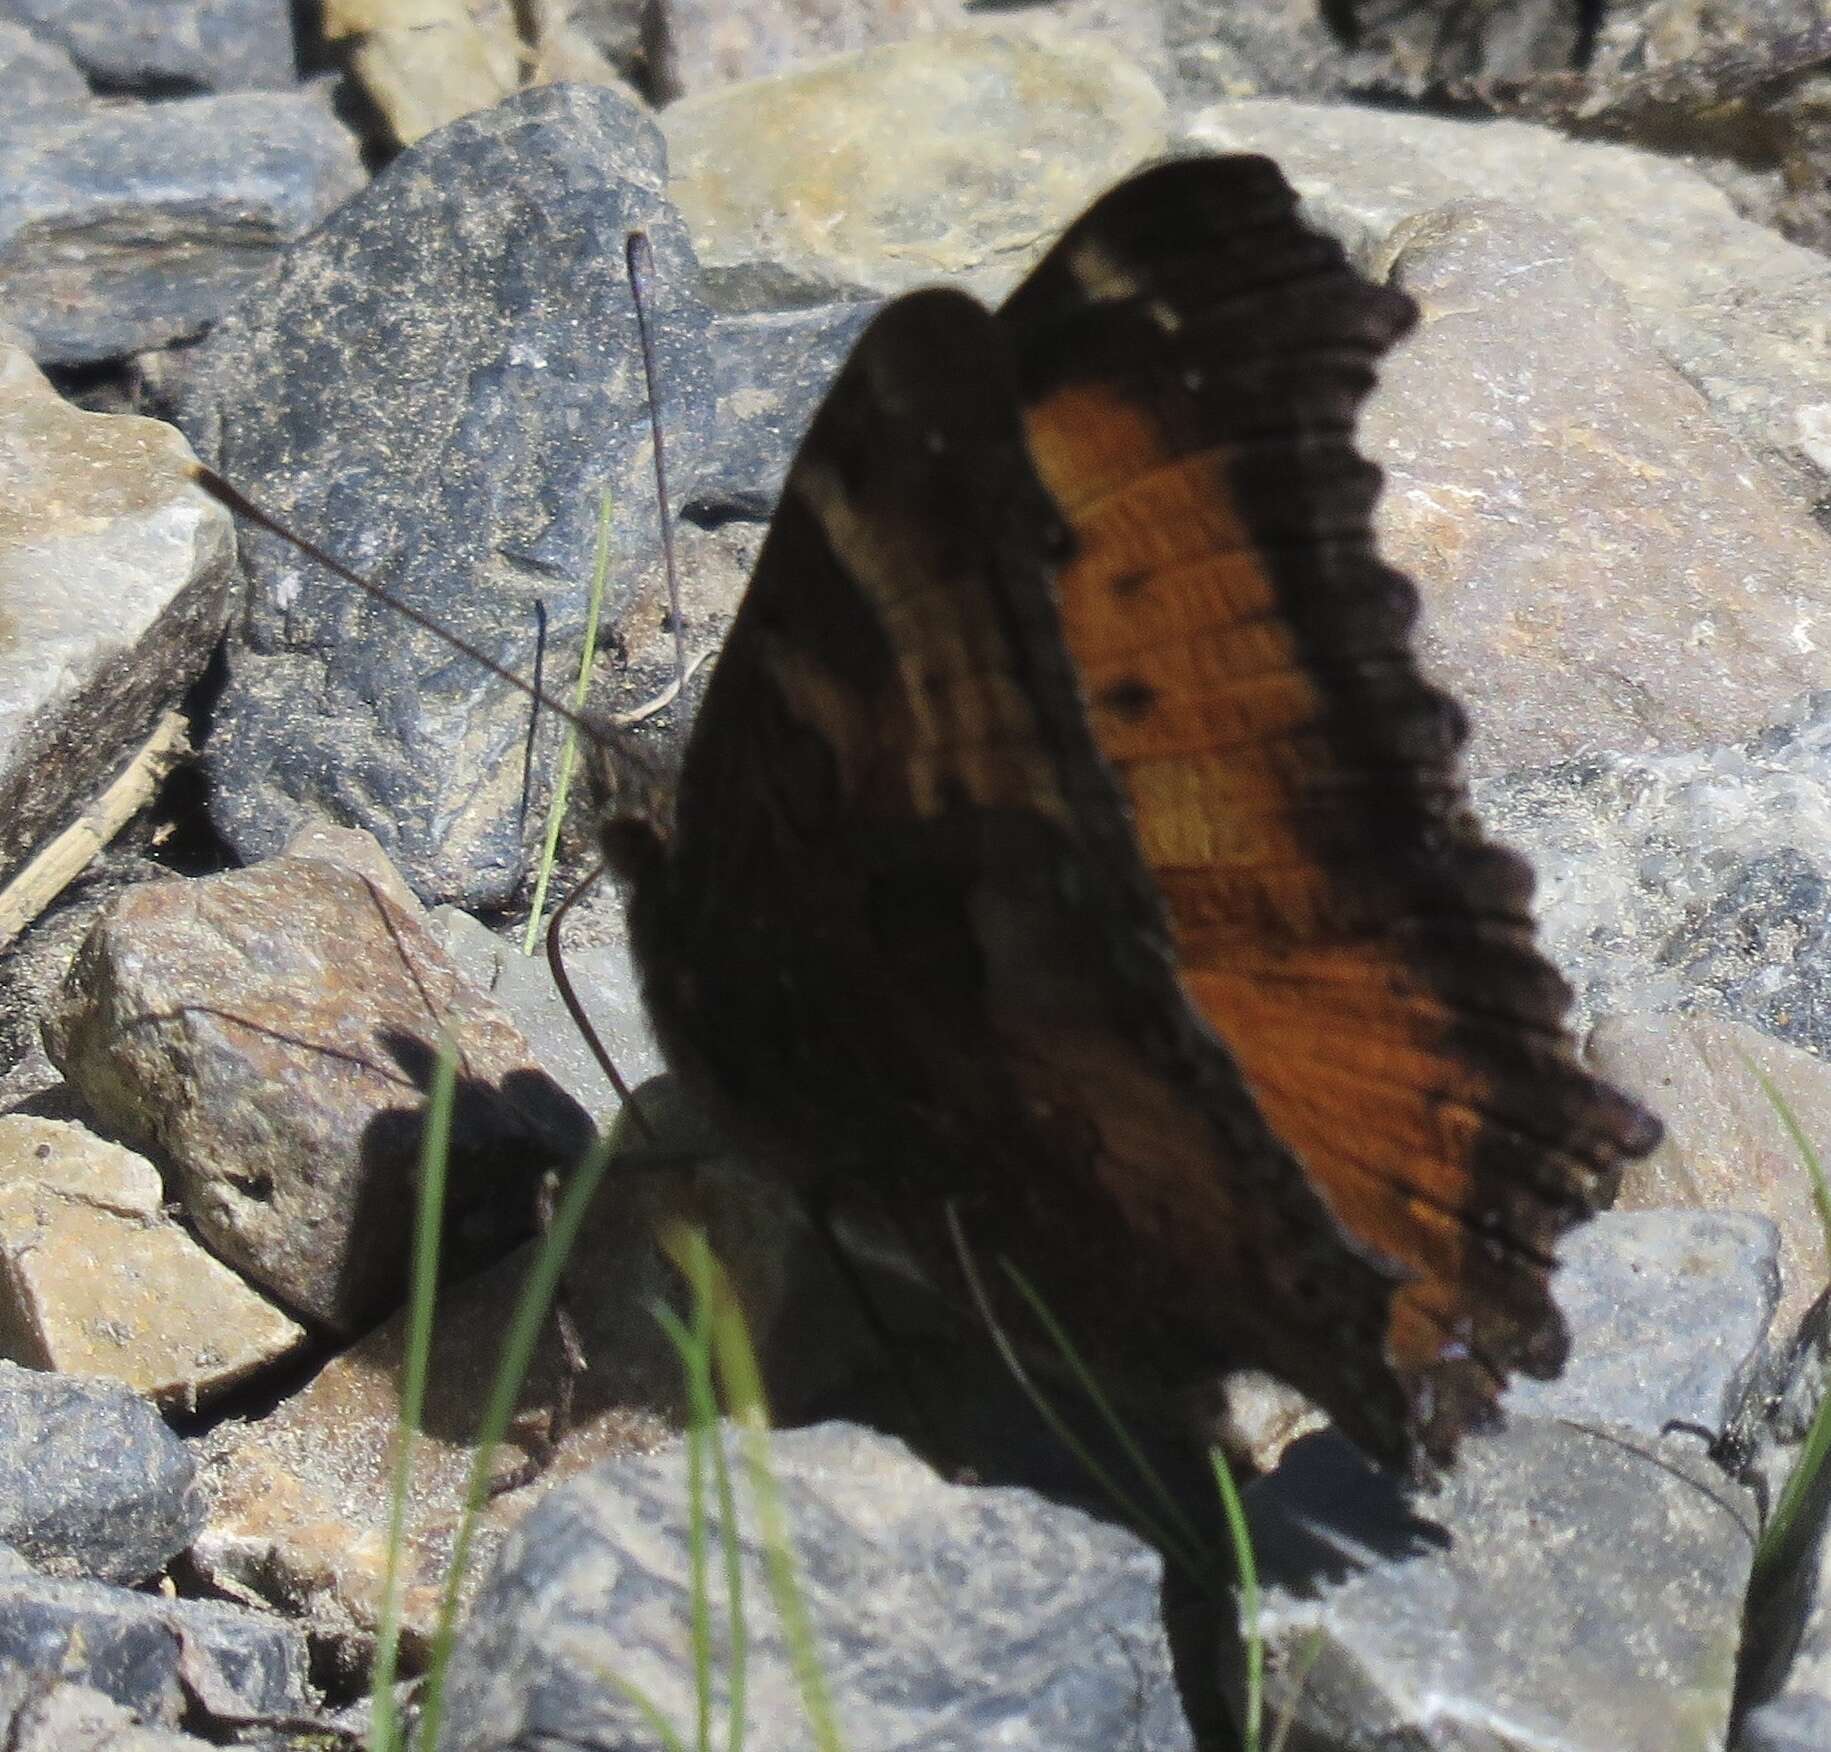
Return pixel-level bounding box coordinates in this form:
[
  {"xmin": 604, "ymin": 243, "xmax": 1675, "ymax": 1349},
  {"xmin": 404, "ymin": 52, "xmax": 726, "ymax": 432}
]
[{"xmin": 5, "ymin": 3, "xmax": 1831, "ymax": 1750}]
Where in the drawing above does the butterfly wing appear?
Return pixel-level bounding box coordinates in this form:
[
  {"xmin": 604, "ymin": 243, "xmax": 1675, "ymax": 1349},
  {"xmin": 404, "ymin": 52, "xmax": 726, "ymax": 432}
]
[
  {"xmin": 624, "ymin": 156, "xmax": 1660, "ymax": 1467},
  {"xmin": 1001, "ymin": 155, "xmax": 1662, "ymax": 1452},
  {"xmin": 631, "ymin": 283, "xmax": 1434, "ymax": 1461}
]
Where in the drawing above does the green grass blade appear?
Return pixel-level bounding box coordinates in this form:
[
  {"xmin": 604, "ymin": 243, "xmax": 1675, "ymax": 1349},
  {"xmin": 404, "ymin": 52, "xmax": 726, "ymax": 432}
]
[
  {"xmin": 414, "ymin": 1121, "xmax": 619, "ymax": 1749},
  {"xmin": 603, "ymin": 1670, "xmax": 694, "ymax": 1752},
  {"xmin": 1738, "ymin": 1048, "xmax": 1831, "ymax": 1281},
  {"xmin": 1211, "ymin": 1447, "xmax": 1262, "ymax": 1752},
  {"xmin": 522, "ymin": 485, "xmax": 615, "ymax": 954},
  {"xmin": 1740, "ymin": 1053, "xmax": 1831, "ymax": 1579},
  {"xmin": 369, "ymin": 1036, "xmax": 458, "ymax": 1752},
  {"xmin": 664, "ymin": 1226, "xmax": 844, "ymax": 1752}
]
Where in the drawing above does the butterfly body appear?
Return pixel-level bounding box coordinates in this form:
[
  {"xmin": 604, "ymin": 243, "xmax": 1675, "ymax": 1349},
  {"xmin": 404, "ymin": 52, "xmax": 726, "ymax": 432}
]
[{"xmin": 602, "ymin": 156, "xmax": 1661, "ymax": 1470}]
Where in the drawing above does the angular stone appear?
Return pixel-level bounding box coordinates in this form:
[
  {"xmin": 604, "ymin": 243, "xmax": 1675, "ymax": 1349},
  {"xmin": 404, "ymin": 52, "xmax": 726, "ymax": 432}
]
[
  {"xmin": 177, "ymin": 82, "xmax": 715, "ymax": 909},
  {"xmin": 324, "ymin": 0, "xmax": 626, "ymax": 147},
  {"xmin": 1239, "ymin": 1422, "xmax": 1754, "ymax": 1751},
  {"xmin": 431, "ymin": 907, "xmax": 665, "ymax": 1127},
  {"xmin": 44, "ymin": 834, "xmax": 593, "ymax": 1333},
  {"xmin": 0, "ymin": 19, "xmax": 85, "ymax": 117},
  {"xmin": 1366, "ymin": 199, "xmax": 1831, "ymax": 781},
  {"xmin": 1182, "ymin": 95, "xmax": 1831, "ymax": 503},
  {"xmin": 0, "ymin": 1360, "xmax": 200, "ymax": 1585},
  {"xmin": 0, "ymin": 344, "xmax": 231, "ymax": 890},
  {"xmin": 1591, "ymin": 1014, "xmax": 1831, "ymax": 1341},
  {"xmin": 0, "ymin": 1115, "xmax": 306, "ymax": 1408},
  {"xmin": 0, "ymin": 91, "xmax": 363, "ymax": 364},
  {"xmin": 0, "ymin": 0, "xmax": 298, "ymax": 93},
  {"xmin": 691, "ymin": 300, "xmax": 880, "ymax": 520},
  {"xmin": 662, "ymin": 27, "xmax": 1168, "ymax": 312},
  {"xmin": 433, "ymin": 1422, "xmax": 1194, "ymax": 1752},
  {"xmin": 0, "ymin": 1569, "xmax": 312, "ymax": 1729},
  {"xmin": 1504, "ymin": 1209, "xmax": 1779, "ymax": 1445}
]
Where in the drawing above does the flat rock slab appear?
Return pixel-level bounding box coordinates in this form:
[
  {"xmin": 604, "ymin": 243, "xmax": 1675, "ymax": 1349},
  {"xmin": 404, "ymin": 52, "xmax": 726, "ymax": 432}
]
[
  {"xmin": 431, "ymin": 907, "xmax": 666, "ymax": 1127},
  {"xmin": 0, "ymin": 343, "xmax": 230, "ymax": 890},
  {"xmin": 0, "ymin": 1360, "xmax": 199, "ymax": 1585},
  {"xmin": 0, "ymin": 1563, "xmax": 314, "ymax": 1730},
  {"xmin": 0, "ymin": 19, "xmax": 85, "ymax": 116},
  {"xmin": 433, "ymin": 1420, "xmax": 1194, "ymax": 1752},
  {"xmin": 0, "ymin": 1115, "xmax": 305, "ymax": 1408},
  {"xmin": 1506, "ymin": 1208, "xmax": 1779, "ymax": 1443},
  {"xmin": 0, "ymin": 90, "xmax": 363, "ymax": 364},
  {"xmin": 1242, "ymin": 1421, "xmax": 1755, "ymax": 1751},
  {"xmin": 177, "ymin": 81, "xmax": 715, "ymax": 909},
  {"xmin": 0, "ymin": 0, "xmax": 299, "ymax": 93},
  {"xmin": 662, "ymin": 26, "xmax": 1168, "ymax": 312},
  {"xmin": 44, "ymin": 831, "xmax": 592, "ymax": 1332},
  {"xmin": 0, "ymin": 1674, "xmax": 205, "ymax": 1752}
]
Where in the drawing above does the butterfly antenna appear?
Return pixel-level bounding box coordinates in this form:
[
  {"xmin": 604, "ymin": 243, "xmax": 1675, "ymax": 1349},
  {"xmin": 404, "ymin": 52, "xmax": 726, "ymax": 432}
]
[{"xmin": 624, "ymin": 230, "xmax": 689, "ymax": 716}]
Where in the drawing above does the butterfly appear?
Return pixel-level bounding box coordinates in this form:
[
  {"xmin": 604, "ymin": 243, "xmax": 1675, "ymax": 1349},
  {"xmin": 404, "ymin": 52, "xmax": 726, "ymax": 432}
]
[{"xmin": 591, "ymin": 152, "xmax": 1662, "ymax": 1471}]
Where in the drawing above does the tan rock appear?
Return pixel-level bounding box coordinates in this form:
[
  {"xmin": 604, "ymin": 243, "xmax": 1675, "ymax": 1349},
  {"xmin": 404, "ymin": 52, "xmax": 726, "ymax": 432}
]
[
  {"xmin": 1589, "ymin": 1013, "xmax": 1831, "ymax": 1338},
  {"xmin": 663, "ymin": 26, "xmax": 1168, "ymax": 311},
  {"xmin": 0, "ymin": 1116, "xmax": 305, "ymax": 1410},
  {"xmin": 325, "ymin": 0, "xmax": 629, "ymax": 146},
  {"xmin": 45, "ymin": 832, "xmax": 592, "ymax": 1333}
]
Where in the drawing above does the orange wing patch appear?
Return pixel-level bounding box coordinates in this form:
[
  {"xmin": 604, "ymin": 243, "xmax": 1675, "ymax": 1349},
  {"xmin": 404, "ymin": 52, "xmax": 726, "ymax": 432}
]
[{"xmin": 1004, "ymin": 158, "xmax": 1660, "ymax": 1450}]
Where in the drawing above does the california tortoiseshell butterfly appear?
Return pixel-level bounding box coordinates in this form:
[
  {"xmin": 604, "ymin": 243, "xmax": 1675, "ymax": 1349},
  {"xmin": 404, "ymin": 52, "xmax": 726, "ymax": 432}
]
[{"xmin": 595, "ymin": 154, "xmax": 1663, "ymax": 1471}]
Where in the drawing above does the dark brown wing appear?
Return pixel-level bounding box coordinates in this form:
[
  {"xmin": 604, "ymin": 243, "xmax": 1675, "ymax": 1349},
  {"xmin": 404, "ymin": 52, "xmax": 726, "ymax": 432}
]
[
  {"xmin": 618, "ymin": 156, "xmax": 1661, "ymax": 1468},
  {"xmin": 1001, "ymin": 155, "xmax": 1661, "ymax": 1451},
  {"xmin": 623, "ymin": 284, "xmax": 1430, "ymax": 1462}
]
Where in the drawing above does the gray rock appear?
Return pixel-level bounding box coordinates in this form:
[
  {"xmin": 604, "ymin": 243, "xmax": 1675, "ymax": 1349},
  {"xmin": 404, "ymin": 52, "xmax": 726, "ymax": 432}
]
[
  {"xmin": 0, "ymin": 0, "xmax": 296, "ymax": 92},
  {"xmin": 433, "ymin": 1421, "xmax": 1194, "ymax": 1752},
  {"xmin": 177, "ymin": 82, "xmax": 716, "ymax": 909},
  {"xmin": 1239, "ymin": 1421, "xmax": 1755, "ymax": 1751},
  {"xmin": 0, "ymin": 1362, "xmax": 200, "ymax": 1586},
  {"xmin": 661, "ymin": 26, "xmax": 1169, "ymax": 312},
  {"xmin": 44, "ymin": 833, "xmax": 592, "ymax": 1333},
  {"xmin": 1365, "ymin": 199, "xmax": 1831, "ymax": 784},
  {"xmin": 691, "ymin": 301, "xmax": 881, "ymax": 520},
  {"xmin": 0, "ymin": 1673, "xmax": 206, "ymax": 1752},
  {"xmin": 0, "ymin": 1570, "xmax": 313, "ymax": 1729},
  {"xmin": 1744, "ymin": 1695, "xmax": 1831, "ymax": 1752},
  {"xmin": 0, "ymin": 342, "xmax": 231, "ymax": 894},
  {"xmin": 1181, "ymin": 96, "xmax": 1831, "ymax": 504},
  {"xmin": 1475, "ymin": 702, "xmax": 1831, "ymax": 1053},
  {"xmin": 0, "ymin": 91, "xmax": 363, "ymax": 365},
  {"xmin": 0, "ymin": 19, "xmax": 84, "ymax": 116},
  {"xmin": 1505, "ymin": 1210, "xmax": 1780, "ymax": 1445},
  {"xmin": 431, "ymin": 906, "xmax": 666, "ymax": 1126}
]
